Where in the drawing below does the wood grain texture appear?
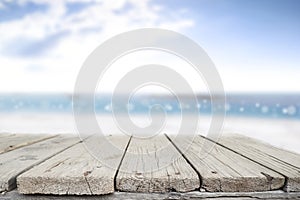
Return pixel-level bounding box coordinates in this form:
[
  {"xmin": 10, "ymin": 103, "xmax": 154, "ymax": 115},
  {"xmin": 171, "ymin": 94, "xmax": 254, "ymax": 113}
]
[
  {"xmin": 17, "ymin": 135, "xmax": 130, "ymax": 195},
  {"xmin": 0, "ymin": 133, "xmax": 56, "ymax": 154},
  {"xmin": 218, "ymin": 134, "xmax": 300, "ymax": 192},
  {"xmin": 116, "ymin": 135, "xmax": 200, "ymax": 193},
  {"xmin": 0, "ymin": 134, "xmax": 80, "ymax": 192},
  {"xmin": 168, "ymin": 135, "xmax": 285, "ymax": 192}
]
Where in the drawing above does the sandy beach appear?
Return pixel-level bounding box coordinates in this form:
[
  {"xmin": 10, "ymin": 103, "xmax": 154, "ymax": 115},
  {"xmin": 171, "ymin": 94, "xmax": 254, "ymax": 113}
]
[{"xmin": 0, "ymin": 112, "xmax": 299, "ymax": 154}]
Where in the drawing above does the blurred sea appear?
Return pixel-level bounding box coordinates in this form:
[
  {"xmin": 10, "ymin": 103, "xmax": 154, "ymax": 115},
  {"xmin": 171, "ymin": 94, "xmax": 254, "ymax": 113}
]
[
  {"xmin": 0, "ymin": 93, "xmax": 299, "ymax": 119},
  {"xmin": 0, "ymin": 93, "xmax": 299, "ymax": 153}
]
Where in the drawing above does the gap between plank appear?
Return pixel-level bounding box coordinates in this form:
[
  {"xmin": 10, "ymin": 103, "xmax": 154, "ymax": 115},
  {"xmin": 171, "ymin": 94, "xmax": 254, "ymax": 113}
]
[
  {"xmin": 252, "ymin": 148, "xmax": 300, "ymax": 171},
  {"xmin": 200, "ymin": 135, "xmax": 289, "ymax": 191},
  {"xmin": 113, "ymin": 135, "xmax": 132, "ymax": 191},
  {"xmin": 164, "ymin": 133, "xmax": 202, "ymax": 191},
  {"xmin": 8, "ymin": 134, "xmax": 91, "ymax": 191},
  {"xmin": 0, "ymin": 134, "xmax": 58, "ymax": 155}
]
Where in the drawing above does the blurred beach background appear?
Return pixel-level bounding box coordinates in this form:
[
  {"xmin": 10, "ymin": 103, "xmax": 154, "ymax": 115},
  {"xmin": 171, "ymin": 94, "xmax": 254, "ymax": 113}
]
[{"xmin": 0, "ymin": 0, "xmax": 299, "ymax": 153}]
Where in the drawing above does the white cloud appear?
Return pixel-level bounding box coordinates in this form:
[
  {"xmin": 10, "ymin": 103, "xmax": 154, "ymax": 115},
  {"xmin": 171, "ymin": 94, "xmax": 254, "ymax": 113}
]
[
  {"xmin": 0, "ymin": 0, "xmax": 194, "ymax": 93},
  {"xmin": 2, "ymin": 0, "xmax": 298, "ymax": 93},
  {"xmin": 219, "ymin": 67, "xmax": 300, "ymax": 92}
]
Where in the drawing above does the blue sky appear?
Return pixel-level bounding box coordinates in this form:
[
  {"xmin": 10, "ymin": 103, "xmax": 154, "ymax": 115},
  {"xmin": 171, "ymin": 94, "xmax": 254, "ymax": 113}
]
[
  {"xmin": 181, "ymin": 0, "xmax": 300, "ymax": 68},
  {"xmin": 0, "ymin": 0, "xmax": 299, "ymax": 93}
]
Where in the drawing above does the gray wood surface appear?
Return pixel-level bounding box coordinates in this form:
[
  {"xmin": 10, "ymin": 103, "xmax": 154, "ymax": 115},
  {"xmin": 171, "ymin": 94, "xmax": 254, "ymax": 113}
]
[
  {"xmin": 0, "ymin": 133, "xmax": 56, "ymax": 154},
  {"xmin": 2, "ymin": 133, "xmax": 300, "ymax": 196},
  {"xmin": 218, "ymin": 134, "xmax": 300, "ymax": 192},
  {"xmin": 2, "ymin": 189, "xmax": 300, "ymax": 200},
  {"xmin": 168, "ymin": 135, "xmax": 285, "ymax": 192},
  {"xmin": 116, "ymin": 135, "xmax": 200, "ymax": 193},
  {"xmin": 0, "ymin": 135, "xmax": 81, "ymax": 192},
  {"xmin": 17, "ymin": 135, "xmax": 131, "ymax": 195}
]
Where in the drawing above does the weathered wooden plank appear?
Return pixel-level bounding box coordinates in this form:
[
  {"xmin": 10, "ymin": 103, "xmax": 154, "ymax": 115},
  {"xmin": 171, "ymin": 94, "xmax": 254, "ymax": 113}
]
[
  {"xmin": 17, "ymin": 135, "xmax": 130, "ymax": 195},
  {"xmin": 218, "ymin": 134, "xmax": 300, "ymax": 192},
  {"xmin": 168, "ymin": 135, "xmax": 285, "ymax": 192},
  {"xmin": 0, "ymin": 133, "xmax": 56, "ymax": 154},
  {"xmin": 0, "ymin": 134, "xmax": 81, "ymax": 192},
  {"xmin": 116, "ymin": 135, "xmax": 200, "ymax": 193}
]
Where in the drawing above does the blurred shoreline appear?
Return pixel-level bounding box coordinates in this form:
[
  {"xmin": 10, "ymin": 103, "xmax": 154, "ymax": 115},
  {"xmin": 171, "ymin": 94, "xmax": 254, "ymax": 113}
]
[
  {"xmin": 0, "ymin": 93, "xmax": 299, "ymax": 119},
  {"xmin": 0, "ymin": 112, "xmax": 299, "ymax": 154},
  {"xmin": 1, "ymin": 93, "xmax": 299, "ymax": 153}
]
